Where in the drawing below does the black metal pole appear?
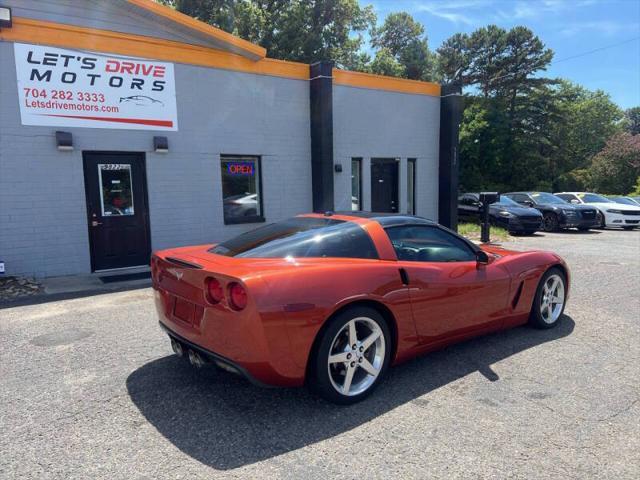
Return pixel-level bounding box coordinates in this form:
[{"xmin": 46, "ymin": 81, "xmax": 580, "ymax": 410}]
[
  {"xmin": 481, "ymin": 202, "xmax": 490, "ymax": 243},
  {"xmin": 479, "ymin": 192, "xmax": 498, "ymax": 243}
]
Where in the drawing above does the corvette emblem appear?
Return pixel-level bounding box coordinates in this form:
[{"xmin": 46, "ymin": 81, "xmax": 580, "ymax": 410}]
[{"xmin": 167, "ymin": 268, "xmax": 183, "ymax": 281}]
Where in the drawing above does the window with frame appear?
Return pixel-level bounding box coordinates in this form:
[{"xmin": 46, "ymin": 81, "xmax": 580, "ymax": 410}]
[
  {"xmin": 407, "ymin": 159, "xmax": 416, "ymax": 215},
  {"xmin": 385, "ymin": 225, "xmax": 476, "ymax": 262},
  {"xmin": 221, "ymin": 155, "xmax": 263, "ymax": 224},
  {"xmin": 351, "ymin": 158, "xmax": 362, "ymax": 211}
]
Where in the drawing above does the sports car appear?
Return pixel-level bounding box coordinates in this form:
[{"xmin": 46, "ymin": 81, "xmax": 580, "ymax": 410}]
[{"xmin": 151, "ymin": 212, "xmax": 569, "ymax": 404}]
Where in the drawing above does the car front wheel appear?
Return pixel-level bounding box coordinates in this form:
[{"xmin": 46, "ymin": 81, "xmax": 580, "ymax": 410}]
[
  {"xmin": 542, "ymin": 213, "xmax": 559, "ymax": 232},
  {"xmin": 529, "ymin": 268, "xmax": 567, "ymax": 329},
  {"xmin": 309, "ymin": 306, "xmax": 391, "ymax": 404}
]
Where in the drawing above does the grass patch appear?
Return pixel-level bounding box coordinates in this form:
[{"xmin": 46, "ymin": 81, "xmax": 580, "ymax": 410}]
[{"xmin": 458, "ymin": 222, "xmax": 511, "ymax": 242}]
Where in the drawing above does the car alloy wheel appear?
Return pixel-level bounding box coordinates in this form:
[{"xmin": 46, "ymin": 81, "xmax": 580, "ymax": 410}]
[
  {"xmin": 309, "ymin": 306, "xmax": 391, "ymax": 404},
  {"xmin": 540, "ymin": 274, "xmax": 565, "ymax": 324},
  {"xmin": 542, "ymin": 213, "xmax": 558, "ymax": 232},
  {"xmin": 327, "ymin": 317, "xmax": 385, "ymax": 397},
  {"xmin": 529, "ymin": 268, "xmax": 566, "ymax": 329}
]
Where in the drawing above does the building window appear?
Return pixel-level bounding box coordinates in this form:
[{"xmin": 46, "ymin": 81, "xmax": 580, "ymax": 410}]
[
  {"xmin": 407, "ymin": 158, "xmax": 416, "ymax": 215},
  {"xmin": 99, "ymin": 164, "xmax": 135, "ymax": 216},
  {"xmin": 221, "ymin": 155, "xmax": 264, "ymax": 224},
  {"xmin": 351, "ymin": 158, "xmax": 362, "ymax": 211}
]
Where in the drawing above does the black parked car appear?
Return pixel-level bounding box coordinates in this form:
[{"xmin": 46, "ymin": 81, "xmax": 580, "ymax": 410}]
[
  {"xmin": 458, "ymin": 193, "xmax": 543, "ymax": 234},
  {"xmin": 503, "ymin": 192, "xmax": 599, "ymax": 232}
]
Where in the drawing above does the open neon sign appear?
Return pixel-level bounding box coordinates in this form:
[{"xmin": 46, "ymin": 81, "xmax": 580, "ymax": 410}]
[{"xmin": 227, "ymin": 162, "xmax": 255, "ymax": 176}]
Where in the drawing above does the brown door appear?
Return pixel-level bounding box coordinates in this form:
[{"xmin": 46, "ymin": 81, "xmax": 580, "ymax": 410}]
[
  {"xmin": 371, "ymin": 158, "xmax": 399, "ymax": 212},
  {"xmin": 83, "ymin": 152, "xmax": 151, "ymax": 271}
]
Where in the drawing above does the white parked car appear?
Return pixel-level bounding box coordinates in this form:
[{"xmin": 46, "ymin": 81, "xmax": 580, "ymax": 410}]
[{"xmin": 554, "ymin": 192, "xmax": 640, "ymax": 230}]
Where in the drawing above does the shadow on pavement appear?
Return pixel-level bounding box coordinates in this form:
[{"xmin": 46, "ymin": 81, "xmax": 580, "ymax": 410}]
[{"xmin": 126, "ymin": 315, "xmax": 575, "ymax": 470}]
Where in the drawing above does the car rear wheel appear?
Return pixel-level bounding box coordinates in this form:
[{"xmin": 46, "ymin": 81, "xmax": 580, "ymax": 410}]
[
  {"xmin": 309, "ymin": 306, "xmax": 391, "ymax": 405},
  {"xmin": 542, "ymin": 213, "xmax": 559, "ymax": 232},
  {"xmin": 529, "ymin": 268, "xmax": 567, "ymax": 329}
]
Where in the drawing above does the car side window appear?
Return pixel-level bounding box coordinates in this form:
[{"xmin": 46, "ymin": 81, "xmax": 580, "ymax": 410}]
[
  {"xmin": 385, "ymin": 225, "xmax": 476, "ymax": 262},
  {"xmin": 557, "ymin": 194, "xmax": 575, "ymax": 202},
  {"xmin": 460, "ymin": 195, "xmax": 471, "ymax": 206},
  {"xmin": 513, "ymin": 194, "xmax": 530, "ymax": 204},
  {"xmin": 463, "ymin": 195, "xmax": 479, "ymax": 206}
]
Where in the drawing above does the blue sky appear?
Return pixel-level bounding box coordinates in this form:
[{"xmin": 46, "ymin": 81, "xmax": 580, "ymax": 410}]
[{"xmin": 367, "ymin": 0, "xmax": 640, "ymax": 109}]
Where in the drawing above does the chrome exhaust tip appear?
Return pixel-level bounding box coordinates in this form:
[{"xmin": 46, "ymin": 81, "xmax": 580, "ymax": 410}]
[
  {"xmin": 170, "ymin": 338, "xmax": 184, "ymax": 357},
  {"xmin": 188, "ymin": 349, "xmax": 206, "ymax": 368}
]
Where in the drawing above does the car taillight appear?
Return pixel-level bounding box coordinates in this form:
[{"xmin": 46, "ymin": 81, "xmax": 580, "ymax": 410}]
[
  {"xmin": 206, "ymin": 277, "xmax": 224, "ymax": 304},
  {"xmin": 228, "ymin": 282, "xmax": 247, "ymax": 310}
]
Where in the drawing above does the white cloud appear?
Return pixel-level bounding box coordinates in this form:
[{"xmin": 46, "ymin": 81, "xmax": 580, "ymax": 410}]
[
  {"xmin": 411, "ymin": 0, "xmax": 501, "ymax": 25},
  {"xmin": 404, "ymin": 0, "xmax": 636, "ymax": 40},
  {"xmin": 560, "ymin": 20, "xmax": 640, "ymax": 37}
]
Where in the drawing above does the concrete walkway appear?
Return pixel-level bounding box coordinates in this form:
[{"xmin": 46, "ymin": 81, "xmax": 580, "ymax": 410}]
[{"xmin": 1, "ymin": 267, "xmax": 151, "ymax": 307}]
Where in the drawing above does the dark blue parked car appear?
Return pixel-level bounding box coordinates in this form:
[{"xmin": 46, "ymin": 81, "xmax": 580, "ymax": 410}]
[{"xmin": 458, "ymin": 193, "xmax": 543, "ymax": 235}]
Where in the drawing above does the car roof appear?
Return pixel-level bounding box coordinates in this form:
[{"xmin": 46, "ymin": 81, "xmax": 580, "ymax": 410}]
[{"xmin": 331, "ymin": 211, "xmax": 436, "ymax": 227}]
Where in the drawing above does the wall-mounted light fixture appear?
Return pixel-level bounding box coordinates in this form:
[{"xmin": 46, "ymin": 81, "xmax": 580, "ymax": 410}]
[
  {"xmin": 55, "ymin": 131, "xmax": 73, "ymax": 151},
  {"xmin": 154, "ymin": 136, "xmax": 169, "ymax": 153},
  {"xmin": 0, "ymin": 7, "xmax": 12, "ymax": 29}
]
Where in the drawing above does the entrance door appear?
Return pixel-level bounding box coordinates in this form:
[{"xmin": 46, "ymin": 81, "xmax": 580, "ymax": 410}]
[
  {"xmin": 83, "ymin": 152, "xmax": 151, "ymax": 271},
  {"xmin": 371, "ymin": 158, "xmax": 399, "ymax": 213}
]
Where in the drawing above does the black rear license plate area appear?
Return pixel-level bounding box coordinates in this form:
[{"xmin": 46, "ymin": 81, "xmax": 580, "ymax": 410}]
[{"xmin": 173, "ymin": 296, "xmax": 195, "ymax": 323}]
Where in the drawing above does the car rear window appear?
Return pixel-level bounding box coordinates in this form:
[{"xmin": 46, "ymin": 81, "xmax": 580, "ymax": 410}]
[{"xmin": 209, "ymin": 217, "xmax": 379, "ymax": 259}]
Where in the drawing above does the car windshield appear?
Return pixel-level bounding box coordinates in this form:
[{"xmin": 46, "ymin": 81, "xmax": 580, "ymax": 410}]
[
  {"xmin": 579, "ymin": 193, "xmax": 613, "ymax": 203},
  {"xmin": 493, "ymin": 195, "xmax": 520, "ymax": 207},
  {"xmin": 531, "ymin": 192, "xmax": 566, "ymax": 204},
  {"xmin": 209, "ymin": 217, "xmax": 378, "ymax": 259}
]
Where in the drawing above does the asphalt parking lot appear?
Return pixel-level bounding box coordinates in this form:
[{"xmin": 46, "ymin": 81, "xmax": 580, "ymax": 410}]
[{"xmin": 1, "ymin": 228, "xmax": 638, "ymax": 479}]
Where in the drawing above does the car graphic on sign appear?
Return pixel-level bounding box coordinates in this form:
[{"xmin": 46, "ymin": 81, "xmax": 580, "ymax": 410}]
[{"xmin": 119, "ymin": 95, "xmax": 164, "ymax": 107}]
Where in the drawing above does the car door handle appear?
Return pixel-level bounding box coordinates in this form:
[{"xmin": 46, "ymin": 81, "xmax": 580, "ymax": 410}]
[
  {"xmin": 91, "ymin": 221, "xmax": 103, "ymax": 227},
  {"xmin": 399, "ymin": 268, "xmax": 409, "ymax": 285}
]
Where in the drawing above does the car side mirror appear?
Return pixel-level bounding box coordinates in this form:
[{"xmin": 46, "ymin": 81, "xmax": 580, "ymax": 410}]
[
  {"xmin": 521, "ymin": 201, "xmax": 533, "ymax": 207},
  {"xmin": 476, "ymin": 250, "xmax": 489, "ymax": 265},
  {"xmin": 570, "ymin": 199, "xmax": 579, "ymax": 204}
]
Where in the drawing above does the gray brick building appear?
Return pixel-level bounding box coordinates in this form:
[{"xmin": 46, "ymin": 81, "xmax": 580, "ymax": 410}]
[{"xmin": 0, "ymin": 0, "xmax": 459, "ymax": 278}]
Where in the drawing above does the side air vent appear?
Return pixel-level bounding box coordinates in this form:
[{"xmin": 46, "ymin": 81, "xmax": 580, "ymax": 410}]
[
  {"xmin": 166, "ymin": 257, "xmax": 203, "ymax": 269},
  {"xmin": 512, "ymin": 281, "xmax": 524, "ymax": 309}
]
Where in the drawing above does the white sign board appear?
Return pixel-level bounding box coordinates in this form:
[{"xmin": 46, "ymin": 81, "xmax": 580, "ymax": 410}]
[{"xmin": 14, "ymin": 43, "xmax": 178, "ymax": 131}]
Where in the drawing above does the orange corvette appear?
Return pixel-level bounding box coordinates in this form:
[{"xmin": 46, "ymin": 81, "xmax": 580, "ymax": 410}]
[{"xmin": 152, "ymin": 212, "xmax": 569, "ymax": 404}]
